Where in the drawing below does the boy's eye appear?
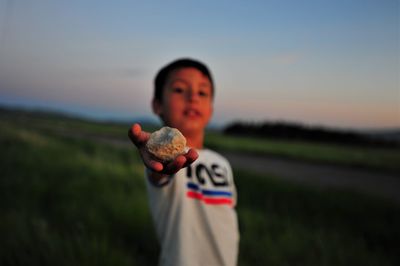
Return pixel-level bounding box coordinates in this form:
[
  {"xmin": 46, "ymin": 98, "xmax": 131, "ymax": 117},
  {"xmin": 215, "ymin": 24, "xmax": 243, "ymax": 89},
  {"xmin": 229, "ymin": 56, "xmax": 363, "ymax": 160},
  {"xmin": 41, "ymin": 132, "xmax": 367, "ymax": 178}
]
[
  {"xmin": 173, "ymin": 87, "xmax": 184, "ymax": 94},
  {"xmin": 199, "ymin": 91, "xmax": 209, "ymax": 97}
]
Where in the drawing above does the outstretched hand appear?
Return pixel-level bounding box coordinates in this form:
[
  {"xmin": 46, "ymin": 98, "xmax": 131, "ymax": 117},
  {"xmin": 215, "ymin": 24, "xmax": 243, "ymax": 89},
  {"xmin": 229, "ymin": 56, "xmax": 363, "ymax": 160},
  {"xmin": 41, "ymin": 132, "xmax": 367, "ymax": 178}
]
[{"xmin": 128, "ymin": 123, "xmax": 198, "ymax": 176}]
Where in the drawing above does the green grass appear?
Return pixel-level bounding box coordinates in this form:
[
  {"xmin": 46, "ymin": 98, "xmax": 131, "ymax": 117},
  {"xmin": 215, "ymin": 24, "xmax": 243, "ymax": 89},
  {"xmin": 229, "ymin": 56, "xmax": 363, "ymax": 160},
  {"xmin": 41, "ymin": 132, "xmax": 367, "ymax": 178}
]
[
  {"xmin": 0, "ymin": 121, "xmax": 158, "ymax": 266},
  {"xmin": 1, "ymin": 114, "xmax": 400, "ymax": 265},
  {"xmin": 236, "ymin": 169, "xmax": 400, "ymax": 266}
]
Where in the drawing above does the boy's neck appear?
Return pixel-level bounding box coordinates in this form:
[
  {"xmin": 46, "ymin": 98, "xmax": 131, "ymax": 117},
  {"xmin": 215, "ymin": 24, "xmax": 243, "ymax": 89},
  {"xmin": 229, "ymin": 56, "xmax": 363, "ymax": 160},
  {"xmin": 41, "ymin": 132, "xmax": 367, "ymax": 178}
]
[{"xmin": 184, "ymin": 131, "xmax": 204, "ymax": 149}]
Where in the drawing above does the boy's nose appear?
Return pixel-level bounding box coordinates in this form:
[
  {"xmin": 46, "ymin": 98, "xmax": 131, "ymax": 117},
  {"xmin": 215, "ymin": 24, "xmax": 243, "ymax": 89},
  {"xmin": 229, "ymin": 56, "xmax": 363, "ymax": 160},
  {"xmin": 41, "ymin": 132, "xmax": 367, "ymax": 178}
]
[{"xmin": 187, "ymin": 90, "xmax": 200, "ymax": 102}]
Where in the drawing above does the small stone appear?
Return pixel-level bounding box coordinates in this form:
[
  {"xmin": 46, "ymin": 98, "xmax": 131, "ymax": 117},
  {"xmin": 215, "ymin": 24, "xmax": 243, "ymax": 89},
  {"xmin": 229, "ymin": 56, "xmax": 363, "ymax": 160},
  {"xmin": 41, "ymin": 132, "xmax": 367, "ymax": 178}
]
[{"xmin": 146, "ymin": 127, "xmax": 187, "ymax": 162}]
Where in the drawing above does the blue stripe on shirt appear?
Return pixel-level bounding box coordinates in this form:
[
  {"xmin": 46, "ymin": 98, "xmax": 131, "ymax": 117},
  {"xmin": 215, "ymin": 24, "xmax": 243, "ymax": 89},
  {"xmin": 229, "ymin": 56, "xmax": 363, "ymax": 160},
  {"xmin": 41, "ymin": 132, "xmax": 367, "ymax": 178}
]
[{"xmin": 187, "ymin": 182, "xmax": 232, "ymax": 197}]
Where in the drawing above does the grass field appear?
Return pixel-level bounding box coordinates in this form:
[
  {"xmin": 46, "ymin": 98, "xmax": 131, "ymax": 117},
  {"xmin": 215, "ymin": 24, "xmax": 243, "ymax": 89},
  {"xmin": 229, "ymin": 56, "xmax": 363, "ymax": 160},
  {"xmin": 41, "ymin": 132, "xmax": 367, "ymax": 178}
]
[{"xmin": 1, "ymin": 111, "xmax": 400, "ymax": 265}]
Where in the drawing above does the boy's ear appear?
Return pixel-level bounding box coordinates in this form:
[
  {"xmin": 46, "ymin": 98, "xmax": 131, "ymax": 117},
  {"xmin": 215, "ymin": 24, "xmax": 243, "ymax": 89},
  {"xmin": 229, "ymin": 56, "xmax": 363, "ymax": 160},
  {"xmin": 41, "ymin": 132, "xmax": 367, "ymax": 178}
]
[{"xmin": 152, "ymin": 99, "xmax": 162, "ymax": 116}]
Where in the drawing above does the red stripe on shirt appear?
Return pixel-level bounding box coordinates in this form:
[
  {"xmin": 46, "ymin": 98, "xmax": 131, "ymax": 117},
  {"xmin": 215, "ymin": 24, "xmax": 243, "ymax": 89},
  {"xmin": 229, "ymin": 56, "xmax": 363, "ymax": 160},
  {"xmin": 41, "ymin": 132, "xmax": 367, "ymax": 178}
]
[
  {"xmin": 187, "ymin": 191, "xmax": 203, "ymax": 200},
  {"xmin": 186, "ymin": 191, "xmax": 233, "ymax": 206},
  {"xmin": 203, "ymin": 197, "xmax": 233, "ymax": 205}
]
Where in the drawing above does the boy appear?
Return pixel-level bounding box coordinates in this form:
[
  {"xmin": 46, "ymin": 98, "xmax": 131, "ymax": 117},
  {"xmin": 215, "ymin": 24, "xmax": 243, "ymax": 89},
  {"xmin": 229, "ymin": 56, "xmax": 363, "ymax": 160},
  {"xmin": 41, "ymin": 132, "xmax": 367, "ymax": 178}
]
[{"xmin": 128, "ymin": 58, "xmax": 239, "ymax": 266}]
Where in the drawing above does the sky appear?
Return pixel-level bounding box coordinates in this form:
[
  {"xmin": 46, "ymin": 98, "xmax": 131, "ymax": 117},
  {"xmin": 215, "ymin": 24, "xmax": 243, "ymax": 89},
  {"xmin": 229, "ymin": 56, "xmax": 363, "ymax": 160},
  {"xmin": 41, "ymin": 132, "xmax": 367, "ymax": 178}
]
[{"xmin": 0, "ymin": 0, "xmax": 399, "ymax": 129}]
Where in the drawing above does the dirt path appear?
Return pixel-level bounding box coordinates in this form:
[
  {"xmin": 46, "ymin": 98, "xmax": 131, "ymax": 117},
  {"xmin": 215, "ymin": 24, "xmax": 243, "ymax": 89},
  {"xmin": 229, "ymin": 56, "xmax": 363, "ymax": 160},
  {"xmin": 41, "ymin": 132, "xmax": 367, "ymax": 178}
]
[
  {"xmin": 220, "ymin": 151, "xmax": 400, "ymax": 204},
  {"xmin": 57, "ymin": 131, "xmax": 400, "ymax": 204}
]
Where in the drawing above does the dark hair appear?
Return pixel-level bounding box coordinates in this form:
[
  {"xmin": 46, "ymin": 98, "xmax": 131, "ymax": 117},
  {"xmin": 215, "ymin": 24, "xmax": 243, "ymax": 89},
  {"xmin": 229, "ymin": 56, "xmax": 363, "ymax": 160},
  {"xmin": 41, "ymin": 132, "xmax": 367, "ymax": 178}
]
[{"xmin": 154, "ymin": 58, "xmax": 214, "ymax": 101}]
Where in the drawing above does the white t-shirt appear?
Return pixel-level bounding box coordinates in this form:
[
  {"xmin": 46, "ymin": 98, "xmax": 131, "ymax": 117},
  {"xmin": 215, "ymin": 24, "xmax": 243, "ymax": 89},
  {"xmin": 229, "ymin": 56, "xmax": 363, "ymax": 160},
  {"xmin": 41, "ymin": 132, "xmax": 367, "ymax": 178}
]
[{"xmin": 145, "ymin": 149, "xmax": 240, "ymax": 266}]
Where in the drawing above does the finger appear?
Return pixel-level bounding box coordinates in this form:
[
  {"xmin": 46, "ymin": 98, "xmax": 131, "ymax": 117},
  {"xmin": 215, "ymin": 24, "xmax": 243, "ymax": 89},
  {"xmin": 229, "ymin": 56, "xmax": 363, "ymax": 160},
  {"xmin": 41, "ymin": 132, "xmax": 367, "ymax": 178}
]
[
  {"xmin": 142, "ymin": 150, "xmax": 164, "ymax": 172},
  {"xmin": 182, "ymin": 149, "xmax": 198, "ymax": 168},
  {"xmin": 128, "ymin": 123, "xmax": 140, "ymax": 144},
  {"xmin": 132, "ymin": 123, "xmax": 141, "ymax": 136},
  {"xmin": 128, "ymin": 123, "xmax": 150, "ymax": 146},
  {"xmin": 186, "ymin": 149, "xmax": 199, "ymax": 162},
  {"xmin": 164, "ymin": 155, "xmax": 187, "ymax": 174},
  {"xmin": 148, "ymin": 160, "xmax": 164, "ymax": 172}
]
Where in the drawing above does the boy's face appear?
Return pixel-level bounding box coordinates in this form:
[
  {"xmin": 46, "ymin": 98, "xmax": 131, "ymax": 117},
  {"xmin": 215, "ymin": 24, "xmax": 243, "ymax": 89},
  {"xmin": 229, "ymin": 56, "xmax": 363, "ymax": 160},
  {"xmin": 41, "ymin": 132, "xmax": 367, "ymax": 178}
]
[{"xmin": 153, "ymin": 67, "xmax": 213, "ymax": 136}]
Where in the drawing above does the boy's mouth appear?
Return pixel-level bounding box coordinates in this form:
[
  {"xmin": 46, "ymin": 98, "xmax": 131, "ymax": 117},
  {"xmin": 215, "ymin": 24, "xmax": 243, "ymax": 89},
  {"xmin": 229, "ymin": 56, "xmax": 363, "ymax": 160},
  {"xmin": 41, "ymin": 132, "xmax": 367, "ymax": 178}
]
[{"xmin": 184, "ymin": 108, "xmax": 201, "ymax": 118}]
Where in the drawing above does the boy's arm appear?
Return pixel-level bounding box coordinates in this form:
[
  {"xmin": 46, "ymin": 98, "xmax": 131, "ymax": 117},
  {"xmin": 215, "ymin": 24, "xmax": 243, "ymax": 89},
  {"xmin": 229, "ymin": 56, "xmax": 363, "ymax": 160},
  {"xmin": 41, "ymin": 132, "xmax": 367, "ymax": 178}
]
[{"xmin": 128, "ymin": 123, "xmax": 198, "ymax": 184}]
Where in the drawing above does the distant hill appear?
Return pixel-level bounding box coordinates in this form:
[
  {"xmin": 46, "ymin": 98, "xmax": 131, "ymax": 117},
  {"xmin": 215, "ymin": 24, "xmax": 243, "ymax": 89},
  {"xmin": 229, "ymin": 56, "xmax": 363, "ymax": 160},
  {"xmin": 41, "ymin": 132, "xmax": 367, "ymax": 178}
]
[
  {"xmin": 0, "ymin": 105, "xmax": 160, "ymax": 127},
  {"xmin": 223, "ymin": 121, "xmax": 400, "ymax": 148}
]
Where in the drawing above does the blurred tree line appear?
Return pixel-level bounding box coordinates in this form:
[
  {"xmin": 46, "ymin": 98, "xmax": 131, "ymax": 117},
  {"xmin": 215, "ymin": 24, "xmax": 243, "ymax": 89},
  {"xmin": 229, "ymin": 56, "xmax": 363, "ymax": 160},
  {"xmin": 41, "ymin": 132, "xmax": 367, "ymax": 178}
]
[{"xmin": 223, "ymin": 121, "xmax": 400, "ymax": 148}]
